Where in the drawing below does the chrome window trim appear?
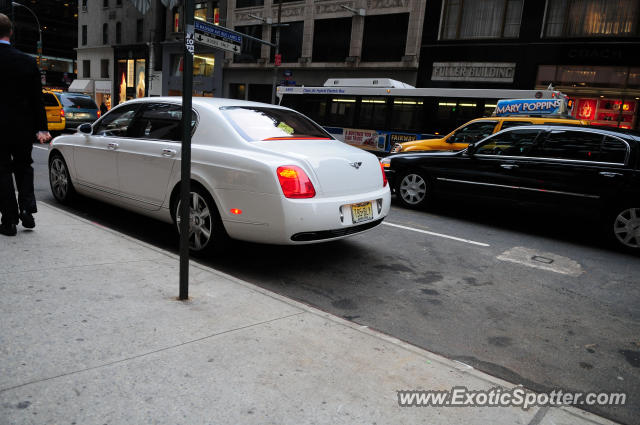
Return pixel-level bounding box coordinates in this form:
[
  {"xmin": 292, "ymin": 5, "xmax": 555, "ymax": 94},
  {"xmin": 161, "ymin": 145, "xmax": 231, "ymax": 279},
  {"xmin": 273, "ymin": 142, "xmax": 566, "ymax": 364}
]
[
  {"xmin": 474, "ymin": 154, "xmax": 628, "ymax": 167},
  {"xmin": 436, "ymin": 177, "xmax": 600, "ymax": 199}
]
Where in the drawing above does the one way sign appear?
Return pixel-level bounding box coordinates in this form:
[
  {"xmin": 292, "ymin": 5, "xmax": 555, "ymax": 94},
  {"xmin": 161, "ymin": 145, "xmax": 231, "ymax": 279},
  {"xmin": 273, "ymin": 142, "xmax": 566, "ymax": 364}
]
[{"xmin": 194, "ymin": 20, "xmax": 242, "ymax": 54}]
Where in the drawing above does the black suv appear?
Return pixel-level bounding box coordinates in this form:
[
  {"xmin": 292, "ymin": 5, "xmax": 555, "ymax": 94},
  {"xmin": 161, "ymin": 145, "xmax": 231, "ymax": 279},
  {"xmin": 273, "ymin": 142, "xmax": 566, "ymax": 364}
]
[{"xmin": 383, "ymin": 125, "xmax": 640, "ymax": 250}]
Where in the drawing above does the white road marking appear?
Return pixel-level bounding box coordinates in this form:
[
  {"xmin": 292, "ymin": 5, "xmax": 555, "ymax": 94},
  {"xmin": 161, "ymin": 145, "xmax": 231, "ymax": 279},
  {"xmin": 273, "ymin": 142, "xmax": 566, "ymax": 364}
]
[
  {"xmin": 382, "ymin": 222, "xmax": 490, "ymax": 247},
  {"xmin": 33, "ymin": 145, "xmax": 48, "ymax": 151},
  {"xmin": 497, "ymin": 246, "xmax": 583, "ymax": 276}
]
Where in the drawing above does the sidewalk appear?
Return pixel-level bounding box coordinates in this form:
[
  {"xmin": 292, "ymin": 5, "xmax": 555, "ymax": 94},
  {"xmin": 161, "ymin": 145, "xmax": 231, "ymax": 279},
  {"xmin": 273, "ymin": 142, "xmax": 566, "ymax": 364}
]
[{"xmin": 0, "ymin": 202, "xmax": 617, "ymax": 425}]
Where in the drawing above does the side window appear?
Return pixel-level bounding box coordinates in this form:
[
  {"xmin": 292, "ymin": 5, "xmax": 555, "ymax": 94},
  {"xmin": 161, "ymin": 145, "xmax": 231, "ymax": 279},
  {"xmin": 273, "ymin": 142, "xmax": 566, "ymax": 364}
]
[
  {"xmin": 42, "ymin": 93, "xmax": 59, "ymax": 107},
  {"xmin": 600, "ymin": 137, "xmax": 628, "ymax": 164},
  {"xmin": 358, "ymin": 97, "xmax": 388, "ymax": 130},
  {"xmin": 130, "ymin": 103, "xmax": 183, "ymax": 141},
  {"xmin": 326, "ymin": 97, "xmax": 356, "ymax": 128},
  {"xmin": 532, "ymin": 130, "xmax": 603, "ymax": 161},
  {"xmin": 476, "ymin": 129, "xmax": 541, "ymax": 156},
  {"xmin": 450, "ymin": 121, "xmax": 498, "ymax": 143},
  {"xmin": 499, "ymin": 121, "xmax": 533, "ymax": 130},
  {"xmin": 93, "ymin": 104, "xmax": 139, "ymax": 137}
]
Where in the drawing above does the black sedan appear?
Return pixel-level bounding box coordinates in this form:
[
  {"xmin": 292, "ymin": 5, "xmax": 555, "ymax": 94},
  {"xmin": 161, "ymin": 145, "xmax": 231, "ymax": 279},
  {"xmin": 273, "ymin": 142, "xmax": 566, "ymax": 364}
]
[{"xmin": 381, "ymin": 125, "xmax": 640, "ymax": 251}]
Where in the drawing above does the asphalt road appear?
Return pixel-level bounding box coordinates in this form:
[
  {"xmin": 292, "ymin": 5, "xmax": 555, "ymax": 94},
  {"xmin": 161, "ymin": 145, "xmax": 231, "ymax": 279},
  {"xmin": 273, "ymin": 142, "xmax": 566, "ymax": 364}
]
[{"xmin": 31, "ymin": 144, "xmax": 639, "ymax": 424}]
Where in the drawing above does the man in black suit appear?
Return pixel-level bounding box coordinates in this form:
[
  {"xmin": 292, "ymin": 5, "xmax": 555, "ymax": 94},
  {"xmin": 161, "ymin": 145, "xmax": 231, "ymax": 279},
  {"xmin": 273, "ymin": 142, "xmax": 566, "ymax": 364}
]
[{"xmin": 0, "ymin": 13, "xmax": 51, "ymax": 236}]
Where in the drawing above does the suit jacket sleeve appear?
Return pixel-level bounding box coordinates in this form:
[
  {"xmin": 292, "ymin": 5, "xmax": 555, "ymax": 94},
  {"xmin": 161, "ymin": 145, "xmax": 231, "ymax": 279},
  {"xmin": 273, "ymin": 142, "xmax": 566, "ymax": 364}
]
[{"xmin": 29, "ymin": 58, "xmax": 48, "ymax": 132}]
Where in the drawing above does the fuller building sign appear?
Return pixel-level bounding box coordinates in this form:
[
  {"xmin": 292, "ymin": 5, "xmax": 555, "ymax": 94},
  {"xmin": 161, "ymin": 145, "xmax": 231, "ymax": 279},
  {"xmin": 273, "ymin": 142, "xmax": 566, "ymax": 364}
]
[{"xmin": 431, "ymin": 62, "xmax": 516, "ymax": 83}]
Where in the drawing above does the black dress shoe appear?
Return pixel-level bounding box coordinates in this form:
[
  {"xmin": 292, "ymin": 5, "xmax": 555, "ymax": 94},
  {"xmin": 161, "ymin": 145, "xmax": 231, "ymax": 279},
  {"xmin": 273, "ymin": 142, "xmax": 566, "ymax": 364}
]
[
  {"xmin": 0, "ymin": 223, "xmax": 17, "ymax": 236},
  {"xmin": 20, "ymin": 212, "xmax": 35, "ymax": 229}
]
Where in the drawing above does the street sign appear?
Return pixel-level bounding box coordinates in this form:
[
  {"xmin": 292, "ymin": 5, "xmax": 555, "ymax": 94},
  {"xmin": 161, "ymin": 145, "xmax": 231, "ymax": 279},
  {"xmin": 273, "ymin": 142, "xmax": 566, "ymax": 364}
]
[
  {"xmin": 194, "ymin": 20, "xmax": 242, "ymax": 54},
  {"xmin": 274, "ymin": 54, "xmax": 281, "ymax": 67}
]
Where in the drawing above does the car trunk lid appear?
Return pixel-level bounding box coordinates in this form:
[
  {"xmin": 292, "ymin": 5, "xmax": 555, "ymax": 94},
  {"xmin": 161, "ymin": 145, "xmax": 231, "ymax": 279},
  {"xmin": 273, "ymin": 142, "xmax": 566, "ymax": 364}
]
[{"xmin": 253, "ymin": 139, "xmax": 383, "ymax": 197}]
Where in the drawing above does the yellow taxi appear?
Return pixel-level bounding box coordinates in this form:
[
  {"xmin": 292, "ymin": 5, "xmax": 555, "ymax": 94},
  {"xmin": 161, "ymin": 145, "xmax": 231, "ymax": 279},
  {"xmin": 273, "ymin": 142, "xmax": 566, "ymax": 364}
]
[
  {"xmin": 43, "ymin": 90, "xmax": 66, "ymax": 132},
  {"xmin": 391, "ymin": 116, "xmax": 589, "ymax": 153},
  {"xmin": 391, "ymin": 98, "xmax": 588, "ymax": 153}
]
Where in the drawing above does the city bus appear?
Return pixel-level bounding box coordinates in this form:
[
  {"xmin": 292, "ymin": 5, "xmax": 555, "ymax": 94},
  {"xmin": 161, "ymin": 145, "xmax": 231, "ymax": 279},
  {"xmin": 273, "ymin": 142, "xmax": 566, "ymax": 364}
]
[{"xmin": 276, "ymin": 78, "xmax": 567, "ymax": 154}]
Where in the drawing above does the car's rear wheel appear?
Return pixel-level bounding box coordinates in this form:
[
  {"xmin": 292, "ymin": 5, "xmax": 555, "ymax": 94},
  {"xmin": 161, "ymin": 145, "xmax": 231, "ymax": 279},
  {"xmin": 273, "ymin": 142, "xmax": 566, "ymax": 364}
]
[
  {"xmin": 49, "ymin": 153, "xmax": 75, "ymax": 204},
  {"xmin": 396, "ymin": 171, "xmax": 431, "ymax": 208},
  {"xmin": 611, "ymin": 207, "xmax": 640, "ymax": 251},
  {"xmin": 174, "ymin": 187, "xmax": 228, "ymax": 254}
]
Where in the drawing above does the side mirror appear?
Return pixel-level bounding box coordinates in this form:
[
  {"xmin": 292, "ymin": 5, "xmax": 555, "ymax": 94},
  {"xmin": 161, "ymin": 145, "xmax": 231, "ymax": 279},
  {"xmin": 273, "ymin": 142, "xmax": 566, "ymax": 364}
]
[
  {"xmin": 78, "ymin": 123, "xmax": 92, "ymax": 134},
  {"xmin": 466, "ymin": 143, "xmax": 476, "ymax": 155}
]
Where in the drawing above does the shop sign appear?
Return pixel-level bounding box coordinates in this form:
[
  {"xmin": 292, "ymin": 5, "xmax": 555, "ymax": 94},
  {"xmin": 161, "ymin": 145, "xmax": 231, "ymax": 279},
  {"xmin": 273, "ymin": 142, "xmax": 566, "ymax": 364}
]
[{"xmin": 432, "ymin": 62, "xmax": 516, "ymax": 83}]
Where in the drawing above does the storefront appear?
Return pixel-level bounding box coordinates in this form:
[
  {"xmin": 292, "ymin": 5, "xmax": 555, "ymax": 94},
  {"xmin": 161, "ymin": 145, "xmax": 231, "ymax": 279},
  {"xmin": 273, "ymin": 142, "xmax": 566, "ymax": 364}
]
[
  {"xmin": 113, "ymin": 46, "xmax": 149, "ymax": 105},
  {"xmin": 535, "ymin": 64, "xmax": 639, "ymax": 130}
]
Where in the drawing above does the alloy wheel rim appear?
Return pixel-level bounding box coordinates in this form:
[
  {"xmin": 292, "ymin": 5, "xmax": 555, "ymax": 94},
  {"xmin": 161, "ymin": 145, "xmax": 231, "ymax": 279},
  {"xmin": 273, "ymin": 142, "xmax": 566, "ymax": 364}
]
[
  {"xmin": 50, "ymin": 158, "xmax": 68, "ymax": 200},
  {"xmin": 613, "ymin": 208, "xmax": 640, "ymax": 248},
  {"xmin": 399, "ymin": 174, "xmax": 427, "ymax": 205},
  {"xmin": 176, "ymin": 192, "xmax": 213, "ymax": 251}
]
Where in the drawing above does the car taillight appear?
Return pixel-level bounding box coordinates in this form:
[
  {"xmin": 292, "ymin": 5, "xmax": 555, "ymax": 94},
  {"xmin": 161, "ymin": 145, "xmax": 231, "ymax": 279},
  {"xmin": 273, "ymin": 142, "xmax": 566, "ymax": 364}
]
[
  {"xmin": 60, "ymin": 109, "xmax": 64, "ymax": 117},
  {"xmin": 277, "ymin": 166, "xmax": 315, "ymax": 199},
  {"xmin": 380, "ymin": 163, "xmax": 388, "ymax": 187},
  {"xmin": 97, "ymin": 110, "xmax": 101, "ymax": 118}
]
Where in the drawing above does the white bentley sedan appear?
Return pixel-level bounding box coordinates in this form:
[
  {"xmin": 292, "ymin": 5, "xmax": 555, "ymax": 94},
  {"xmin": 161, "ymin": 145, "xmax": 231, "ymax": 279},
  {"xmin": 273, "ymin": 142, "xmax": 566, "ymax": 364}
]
[{"xmin": 48, "ymin": 97, "xmax": 391, "ymax": 252}]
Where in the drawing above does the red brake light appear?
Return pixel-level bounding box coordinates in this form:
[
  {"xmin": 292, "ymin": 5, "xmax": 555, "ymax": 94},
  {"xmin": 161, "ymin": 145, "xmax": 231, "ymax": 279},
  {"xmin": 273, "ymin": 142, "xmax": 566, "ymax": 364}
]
[
  {"xmin": 380, "ymin": 163, "xmax": 388, "ymax": 187},
  {"xmin": 97, "ymin": 110, "xmax": 101, "ymax": 118},
  {"xmin": 277, "ymin": 166, "xmax": 315, "ymax": 199},
  {"xmin": 60, "ymin": 109, "xmax": 65, "ymax": 117}
]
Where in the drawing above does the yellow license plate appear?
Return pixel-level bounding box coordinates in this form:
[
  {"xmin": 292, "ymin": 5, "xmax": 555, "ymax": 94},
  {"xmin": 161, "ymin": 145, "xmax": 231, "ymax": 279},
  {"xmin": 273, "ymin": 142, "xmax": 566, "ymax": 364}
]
[{"xmin": 351, "ymin": 202, "xmax": 373, "ymax": 224}]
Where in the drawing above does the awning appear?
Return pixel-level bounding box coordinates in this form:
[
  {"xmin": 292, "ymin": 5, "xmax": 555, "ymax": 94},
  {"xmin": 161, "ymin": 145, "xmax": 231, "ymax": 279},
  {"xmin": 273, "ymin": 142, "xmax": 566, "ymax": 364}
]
[
  {"xmin": 68, "ymin": 79, "xmax": 94, "ymax": 93},
  {"xmin": 95, "ymin": 80, "xmax": 112, "ymax": 94}
]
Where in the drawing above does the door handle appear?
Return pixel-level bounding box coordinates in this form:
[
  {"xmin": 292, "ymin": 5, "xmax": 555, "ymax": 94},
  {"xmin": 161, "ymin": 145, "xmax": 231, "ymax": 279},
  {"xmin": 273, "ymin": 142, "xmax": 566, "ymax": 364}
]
[
  {"xmin": 162, "ymin": 148, "xmax": 177, "ymax": 157},
  {"xmin": 107, "ymin": 142, "xmax": 118, "ymax": 150},
  {"xmin": 599, "ymin": 171, "xmax": 622, "ymax": 178},
  {"xmin": 500, "ymin": 164, "xmax": 519, "ymax": 170}
]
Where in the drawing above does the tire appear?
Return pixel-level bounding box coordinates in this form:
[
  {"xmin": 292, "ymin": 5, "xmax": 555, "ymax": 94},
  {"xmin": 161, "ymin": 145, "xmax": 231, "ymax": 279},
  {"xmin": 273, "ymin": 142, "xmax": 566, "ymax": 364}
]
[
  {"xmin": 396, "ymin": 171, "xmax": 431, "ymax": 209},
  {"xmin": 174, "ymin": 186, "xmax": 229, "ymax": 255},
  {"xmin": 48, "ymin": 153, "xmax": 76, "ymax": 204},
  {"xmin": 608, "ymin": 207, "xmax": 640, "ymax": 252}
]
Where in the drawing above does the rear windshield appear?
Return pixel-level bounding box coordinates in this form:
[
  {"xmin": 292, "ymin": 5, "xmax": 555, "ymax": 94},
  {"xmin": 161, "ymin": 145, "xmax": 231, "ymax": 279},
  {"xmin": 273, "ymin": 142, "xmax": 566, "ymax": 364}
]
[
  {"xmin": 58, "ymin": 94, "xmax": 98, "ymax": 109},
  {"xmin": 221, "ymin": 106, "xmax": 331, "ymax": 142},
  {"xmin": 42, "ymin": 93, "xmax": 59, "ymax": 107}
]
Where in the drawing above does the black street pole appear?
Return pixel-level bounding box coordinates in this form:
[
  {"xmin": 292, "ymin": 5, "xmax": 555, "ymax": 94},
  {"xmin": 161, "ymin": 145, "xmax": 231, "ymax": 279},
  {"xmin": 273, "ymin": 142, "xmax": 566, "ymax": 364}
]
[
  {"xmin": 179, "ymin": 0, "xmax": 194, "ymax": 300},
  {"xmin": 270, "ymin": 0, "xmax": 282, "ymax": 105}
]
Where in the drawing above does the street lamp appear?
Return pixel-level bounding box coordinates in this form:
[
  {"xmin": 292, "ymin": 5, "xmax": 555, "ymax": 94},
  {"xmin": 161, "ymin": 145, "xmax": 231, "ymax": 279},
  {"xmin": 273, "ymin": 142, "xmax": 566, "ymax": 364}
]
[{"xmin": 12, "ymin": 1, "xmax": 42, "ymax": 69}]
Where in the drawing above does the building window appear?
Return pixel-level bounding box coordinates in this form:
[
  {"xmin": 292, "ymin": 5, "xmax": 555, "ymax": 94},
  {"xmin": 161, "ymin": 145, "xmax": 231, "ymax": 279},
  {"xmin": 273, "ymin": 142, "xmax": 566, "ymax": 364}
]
[
  {"xmin": 543, "ymin": 0, "xmax": 639, "ymax": 37},
  {"xmin": 103, "ymin": 0, "xmax": 109, "ymax": 7},
  {"xmin": 82, "ymin": 0, "xmax": 87, "ymax": 6},
  {"xmin": 101, "ymin": 59, "xmax": 109, "ymax": 78},
  {"xmin": 136, "ymin": 19, "xmax": 143, "ymax": 42},
  {"xmin": 81, "ymin": 25, "xmax": 87, "ymax": 45},
  {"xmin": 83, "ymin": 60, "xmax": 90, "ymax": 78},
  {"xmin": 312, "ymin": 18, "xmax": 352, "ymax": 62},
  {"xmin": 170, "ymin": 54, "xmax": 215, "ymax": 77},
  {"xmin": 440, "ymin": 0, "xmax": 523, "ymax": 40},
  {"xmin": 236, "ymin": 0, "xmax": 263, "ymax": 8},
  {"xmin": 116, "ymin": 22, "xmax": 122, "ymax": 43},
  {"xmin": 195, "ymin": 2, "xmax": 208, "ymax": 21},
  {"xmin": 362, "ymin": 13, "xmax": 409, "ymax": 62},
  {"xmin": 103, "ymin": 23, "xmax": 109, "ymax": 44},
  {"xmin": 234, "ymin": 25, "xmax": 262, "ymax": 63},
  {"xmin": 116, "ymin": 0, "xmax": 122, "ymax": 6},
  {"xmin": 271, "ymin": 21, "xmax": 303, "ymax": 63},
  {"xmin": 172, "ymin": 7, "xmax": 181, "ymax": 32},
  {"xmin": 229, "ymin": 83, "xmax": 246, "ymax": 100}
]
